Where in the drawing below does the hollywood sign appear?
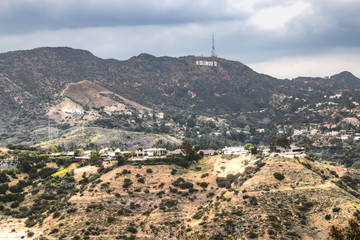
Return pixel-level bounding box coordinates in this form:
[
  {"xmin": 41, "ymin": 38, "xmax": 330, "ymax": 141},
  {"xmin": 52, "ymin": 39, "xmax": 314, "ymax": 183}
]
[{"xmin": 196, "ymin": 60, "xmax": 217, "ymax": 67}]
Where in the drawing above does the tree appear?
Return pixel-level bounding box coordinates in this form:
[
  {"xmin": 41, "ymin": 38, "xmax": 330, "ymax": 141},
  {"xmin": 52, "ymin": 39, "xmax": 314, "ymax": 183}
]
[
  {"xmin": 302, "ymin": 136, "xmax": 312, "ymax": 150},
  {"xmin": 17, "ymin": 152, "xmax": 33, "ymax": 173},
  {"xmin": 244, "ymin": 143, "xmax": 257, "ymax": 154},
  {"xmin": 116, "ymin": 154, "xmax": 127, "ymax": 166},
  {"xmin": 51, "ymin": 146, "xmax": 58, "ymax": 153},
  {"xmin": 89, "ymin": 151, "xmax": 101, "ymax": 166},
  {"xmin": 278, "ymin": 137, "xmax": 290, "ymax": 148},
  {"xmin": 74, "ymin": 148, "xmax": 84, "ymax": 157},
  {"xmin": 179, "ymin": 140, "xmax": 199, "ymax": 161},
  {"xmin": 269, "ymin": 135, "xmax": 279, "ymax": 151}
]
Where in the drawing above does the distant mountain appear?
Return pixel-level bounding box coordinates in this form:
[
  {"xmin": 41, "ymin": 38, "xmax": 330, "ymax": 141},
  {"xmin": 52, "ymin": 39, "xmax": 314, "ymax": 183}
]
[
  {"xmin": 292, "ymin": 71, "xmax": 360, "ymax": 89},
  {"xmin": 0, "ymin": 47, "xmax": 278, "ymax": 116},
  {"xmin": 1, "ymin": 47, "xmax": 360, "ymax": 144}
]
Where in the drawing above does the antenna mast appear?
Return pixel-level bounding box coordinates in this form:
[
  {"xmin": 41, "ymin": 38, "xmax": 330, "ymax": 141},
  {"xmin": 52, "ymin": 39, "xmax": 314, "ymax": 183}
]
[{"xmin": 211, "ymin": 32, "xmax": 217, "ymax": 58}]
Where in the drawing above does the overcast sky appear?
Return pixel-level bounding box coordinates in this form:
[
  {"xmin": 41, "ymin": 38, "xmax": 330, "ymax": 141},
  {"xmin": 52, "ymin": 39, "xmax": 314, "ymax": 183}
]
[{"xmin": 0, "ymin": 0, "xmax": 359, "ymax": 79}]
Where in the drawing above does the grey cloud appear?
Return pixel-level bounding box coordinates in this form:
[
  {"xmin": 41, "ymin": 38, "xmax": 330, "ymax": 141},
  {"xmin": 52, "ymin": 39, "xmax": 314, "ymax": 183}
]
[
  {"xmin": 226, "ymin": 0, "xmax": 360, "ymax": 62},
  {"xmin": 0, "ymin": 0, "xmax": 248, "ymax": 35},
  {"xmin": 0, "ymin": 0, "xmax": 359, "ymax": 71}
]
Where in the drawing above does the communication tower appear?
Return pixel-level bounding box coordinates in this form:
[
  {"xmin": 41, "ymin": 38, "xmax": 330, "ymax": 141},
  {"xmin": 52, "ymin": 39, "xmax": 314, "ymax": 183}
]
[{"xmin": 211, "ymin": 32, "xmax": 217, "ymax": 58}]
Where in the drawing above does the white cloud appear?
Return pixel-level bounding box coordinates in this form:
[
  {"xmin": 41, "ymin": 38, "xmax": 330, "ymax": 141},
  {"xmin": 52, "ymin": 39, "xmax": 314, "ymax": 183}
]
[{"xmin": 249, "ymin": 1, "xmax": 310, "ymax": 30}]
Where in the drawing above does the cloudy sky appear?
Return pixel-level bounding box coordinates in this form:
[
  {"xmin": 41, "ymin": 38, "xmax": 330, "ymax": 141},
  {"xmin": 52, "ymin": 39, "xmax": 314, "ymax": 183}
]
[{"xmin": 0, "ymin": 0, "xmax": 359, "ymax": 79}]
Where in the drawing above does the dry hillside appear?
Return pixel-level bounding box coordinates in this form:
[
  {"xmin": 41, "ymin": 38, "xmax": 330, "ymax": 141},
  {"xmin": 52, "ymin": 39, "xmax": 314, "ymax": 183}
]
[{"xmin": 1, "ymin": 155, "xmax": 360, "ymax": 239}]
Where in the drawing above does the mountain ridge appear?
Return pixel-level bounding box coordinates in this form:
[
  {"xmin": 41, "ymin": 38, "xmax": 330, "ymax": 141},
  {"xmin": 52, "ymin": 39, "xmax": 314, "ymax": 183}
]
[{"xmin": 1, "ymin": 47, "xmax": 360, "ymax": 145}]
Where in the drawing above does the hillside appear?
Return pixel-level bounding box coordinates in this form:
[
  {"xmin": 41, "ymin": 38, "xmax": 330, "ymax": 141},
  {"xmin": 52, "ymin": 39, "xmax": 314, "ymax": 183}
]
[
  {"xmin": 1, "ymin": 155, "xmax": 359, "ymax": 239},
  {"xmin": 1, "ymin": 47, "xmax": 360, "ymax": 145},
  {"xmin": 34, "ymin": 126, "xmax": 181, "ymax": 151}
]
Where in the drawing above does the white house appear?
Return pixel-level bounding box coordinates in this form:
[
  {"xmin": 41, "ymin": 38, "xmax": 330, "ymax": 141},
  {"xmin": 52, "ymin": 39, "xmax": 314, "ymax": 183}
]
[
  {"xmin": 142, "ymin": 148, "xmax": 167, "ymax": 157},
  {"xmin": 222, "ymin": 146, "xmax": 248, "ymax": 155}
]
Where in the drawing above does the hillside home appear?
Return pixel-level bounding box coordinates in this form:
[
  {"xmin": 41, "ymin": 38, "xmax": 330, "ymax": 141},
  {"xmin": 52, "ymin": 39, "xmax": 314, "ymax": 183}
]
[
  {"xmin": 276, "ymin": 145, "xmax": 304, "ymax": 153},
  {"xmin": 142, "ymin": 148, "xmax": 167, "ymax": 157},
  {"xmin": 293, "ymin": 129, "xmax": 309, "ymax": 135},
  {"xmin": 1, "ymin": 156, "xmax": 19, "ymax": 166},
  {"xmin": 50, "ymin": 153, "xmax": 61, "ymax": 157},
  {"xmin": 310, "ymin": 129, "xmax": 319, "ymax": 135},
  {"xmin": 65, "ymin": 151, "xmax": 75, "ymax": 156},
  {"xmin": 340, "ymin": 135, "xmax": 349, "ymax": 140},
  {"xmin": 329, "ymin": 93, "xmax": 342, "ymax": 99},
  {"xmin": 100, "ymin": 148, "xmax": 121, "ymax": 158},
  {"xmin": 276, "ymin": 145, "xmax": 306, "ymax": 158},
  {"xmin": 326, "ymin": 131, "xmax": 340, "ymax": 136},
  {"xmin": 62, "ymin": 109, "xmax": 84, "ymax": 115},
  {"xmin": 74, "ymin": 156, "xmax": 90, "ymax": 162},
  {"xmin": 99, "ymin": 147, "xmax": 109, "ymax": 154},
  {"xmin": 255, "ymin": 129, "xmax": 265, "ymax": 133},
  {"xmin": 222, "ymin": 146, "xmax": 247, "ymax": 155}
]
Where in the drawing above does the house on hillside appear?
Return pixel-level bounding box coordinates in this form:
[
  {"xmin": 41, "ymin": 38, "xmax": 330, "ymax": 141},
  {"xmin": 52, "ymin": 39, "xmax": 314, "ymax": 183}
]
[
  {"xmin": 130, "ymin": 148, "xmax": 168, "ymax": 161},
  {"xmin": 142, "ymin": 148, "xmax": 167, "ymax": 157},
  {"xmin": 1, "ymin": 156, "xmax": 19, "ymax": 166},
  {"xmin": 74, "ymin": 156, "xmax": 90, "ymax": 162},
  {"xmin": 222, "ymin": 146, "xmax": 247, "ymax": 155},
  {"xmin": 50, "ymin": 153, "xmax": 61, "ymax": 157},
  {"xmin": 293, "ymin": 129, "xmax": 309, "ymax": 136},
  {"xmin": 276, "ymin": 145, "xmax": 305, "ymax": 158},
  {"xmin": 65, "ymin": 151, "xmax": 75, "ymax": 156},
  {"xmin": 100, "ymin": 148, "xmax": 121, "ymax": 159}
]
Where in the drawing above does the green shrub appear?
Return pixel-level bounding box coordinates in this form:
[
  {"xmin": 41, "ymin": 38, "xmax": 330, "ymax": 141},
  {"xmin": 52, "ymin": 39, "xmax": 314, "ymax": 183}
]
[
  {"xmin": 0, "ymin": 193, "xmax": 24, "ymax": 202},
  {"xmin": 127, "ymin": 224, "xmax": 138, "ymax": 234},
  {"xmin": 273, "ymin": 172, "xmax": 285, "ymax": 180},
  {"xmin": 172, "ymin": 178, "xmax": 193, "ymax": 189},
  {"xmin": 199, "ymin": 182, "xmax": 209, "ymax": 189},
  {"xmin": 0, "ymin": 183, "xmax": 9, "ymax": 194},
  {"xmin": 107, "ymin": 216, "xmax": 116, "ymax": 223},
  {"xmin": 248, "ymin": 231, "xmax": 258, "ymax": 239},
  {"xmin": 123, "ymin": 178, "xmax": 133, "ymax": 188},
  {"xmin": 333, "ymin": 207, "xmax": 341, "ymax": 213},
  {"xmin": 122, "ymin": 169, "xmax": 131, "ymax": 175},
  {"xmin": 137, "ymin": 177, "xmax": 145, "ymax": 184},
  {"xmin": 53, "ymin": 211, "xmax": 60, "ymax": 218},
  {"xmin": 159, "ymin": 199, "xmax": 178, "ymax": 211},
  {"xmin": 216, "ymin": 176, "xmax": 232, "ymax": 188},
  {"xmin": 9, "ymin": 185, "xmax": 23, "ymax": 193},
  {"xmin": 10, "ymin": 201, "xmax": 19, "ymax": 208},
  {"xmin": 192, "ymin": 211, "xmax": 203, "ymax": 219},
  {"xmin": 38, "ymin": 168, "xmax": 58, "ymax": 179},
  {"xmin": 201, "ymin": 173, "xmax": 209, "ymax": 178},
  {"xmin": 0, "ymin": 172, "xmax": 10, "ymax": 183},
  {"xmin": 25, "ymin": 219, "xmax": 37, "ymax": 228}
]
